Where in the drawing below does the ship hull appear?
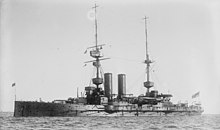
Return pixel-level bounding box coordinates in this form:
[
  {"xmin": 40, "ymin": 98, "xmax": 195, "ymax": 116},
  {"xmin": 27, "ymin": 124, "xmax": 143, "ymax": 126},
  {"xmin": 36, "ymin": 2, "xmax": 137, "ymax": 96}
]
[
  {"xmin": 14, "ymin": 101, "xmax": 106, "ymax": 117},
  {"xmin": 14, "ymin": 101, "xmax": 203, "ymax": 117}
]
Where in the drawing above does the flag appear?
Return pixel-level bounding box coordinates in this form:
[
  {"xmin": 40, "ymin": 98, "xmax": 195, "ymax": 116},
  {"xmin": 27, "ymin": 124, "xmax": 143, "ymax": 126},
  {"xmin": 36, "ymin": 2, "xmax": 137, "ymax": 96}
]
[
  {"xmin": 192, "ymin": 92, "xmax": 200, "ymax": 98},
  {"xmin": 12, "ymin": 83, "xmax": 16, "ymax": 87}
]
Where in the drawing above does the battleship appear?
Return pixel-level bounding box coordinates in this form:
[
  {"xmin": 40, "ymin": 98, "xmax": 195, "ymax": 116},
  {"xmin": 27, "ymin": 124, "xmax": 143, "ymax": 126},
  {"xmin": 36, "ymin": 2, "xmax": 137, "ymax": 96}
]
[{"xmin": 14, "ymin": 4, "xmax": 204, "ymax": 117}]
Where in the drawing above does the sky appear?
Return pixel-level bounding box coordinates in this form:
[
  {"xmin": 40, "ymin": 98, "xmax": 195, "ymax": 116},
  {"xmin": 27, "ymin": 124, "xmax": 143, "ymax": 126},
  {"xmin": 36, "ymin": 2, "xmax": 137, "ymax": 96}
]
[{"xmin": 0, "ymin": 0, "xmax": 220, "ymax": 114}]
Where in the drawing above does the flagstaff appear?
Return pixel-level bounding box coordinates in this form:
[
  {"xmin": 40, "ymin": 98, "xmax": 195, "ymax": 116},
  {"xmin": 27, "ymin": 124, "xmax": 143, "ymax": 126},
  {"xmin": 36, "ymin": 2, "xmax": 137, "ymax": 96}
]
[{"xmin": 12, "ymin": 83, "xmax": 16, "ymax": 101}]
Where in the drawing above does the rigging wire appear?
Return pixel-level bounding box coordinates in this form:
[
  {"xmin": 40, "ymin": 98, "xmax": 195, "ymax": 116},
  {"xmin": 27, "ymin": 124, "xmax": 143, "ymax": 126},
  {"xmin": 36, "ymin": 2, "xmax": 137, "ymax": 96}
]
[
  {"xmin": 88, "ymin": 66, "xmax": 96, "ymax": 86},
  {"xmin": 150, "ymin": 61, "xmax": 164, "ymax": 91},
  {"xmin": 99, "ymin": 66, "xmax": 104, "ymax": 88},
  {"xmin": 108, "ymin": 56, "xmax": 144, "ymax": 64},
  {"xmin": 126, "ymin": 71, "xmax": 146, "ymax": 95}
]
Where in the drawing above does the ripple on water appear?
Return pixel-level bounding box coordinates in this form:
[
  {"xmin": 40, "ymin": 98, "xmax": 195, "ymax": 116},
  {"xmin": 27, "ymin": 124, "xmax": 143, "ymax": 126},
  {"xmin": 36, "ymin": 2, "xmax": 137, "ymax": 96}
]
[
  {"xmin": 164, "ymin": 124, "xmax": 179, "ymax": 129},
  {"xmin": 0, "ymin": 112, "xmax": 219, "ymax": 129}
]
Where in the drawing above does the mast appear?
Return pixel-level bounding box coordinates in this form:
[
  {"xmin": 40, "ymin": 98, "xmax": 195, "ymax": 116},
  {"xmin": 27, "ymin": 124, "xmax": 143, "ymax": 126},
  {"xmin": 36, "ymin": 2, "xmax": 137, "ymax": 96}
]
[
  {"xmin": 84, "ymin": 4, "xmax": 110, "ymax": 90},
  {"xmin": 77, "ymin": 87, "xmax": 79, "ymax": 98},
  {"xmin": 84, "ymin": 4, "xmax": 110, "ymax": 105},
  {"xmin": 143, "ymin": 16, "xmax": 154, "ymax": 96},
  {"xmin": 93, "ymin": 4, "xmax": 100, "ymax": 81},
  {"xmin": 85, "ymin": 4, "xmax": 110, "ymax": 89},
  {"xmin": 94, "ymin": 4, "xmax": 98, "ymax": 49},
  {"xmin": 144, "ymin": 16, "xmax": 150, "ymax": 82}
]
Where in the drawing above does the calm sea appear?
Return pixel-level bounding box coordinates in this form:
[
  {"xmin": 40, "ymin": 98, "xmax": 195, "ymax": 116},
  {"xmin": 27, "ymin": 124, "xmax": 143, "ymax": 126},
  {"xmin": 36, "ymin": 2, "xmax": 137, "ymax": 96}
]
[{"xmin": 0, "ymin": 112, "xmax": 220, "ymax": 130}]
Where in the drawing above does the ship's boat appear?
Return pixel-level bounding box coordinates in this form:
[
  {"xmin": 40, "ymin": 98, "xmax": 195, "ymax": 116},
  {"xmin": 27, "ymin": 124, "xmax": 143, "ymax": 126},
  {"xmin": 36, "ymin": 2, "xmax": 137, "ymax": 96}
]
[{"xmin": 14, "ymin": 4, "xmax": 204, "ymax": 117}]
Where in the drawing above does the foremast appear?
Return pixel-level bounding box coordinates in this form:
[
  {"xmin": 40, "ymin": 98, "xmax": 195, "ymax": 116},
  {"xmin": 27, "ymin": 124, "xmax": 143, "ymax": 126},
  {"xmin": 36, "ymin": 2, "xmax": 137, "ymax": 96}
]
[
  {"xmin": 143, "ymin": 16, "xmax": 154, "ymax": 96},
  {"xmin": 90, "ymin": 4, "xmax": 103, "ymax": 88},
  {"xmin": 84, "ymin": 4, "xmax": 109, "ymax": 105}
]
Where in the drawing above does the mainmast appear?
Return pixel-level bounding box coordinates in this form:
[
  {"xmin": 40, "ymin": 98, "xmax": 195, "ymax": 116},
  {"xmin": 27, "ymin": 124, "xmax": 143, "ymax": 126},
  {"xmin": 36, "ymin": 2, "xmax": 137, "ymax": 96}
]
[{"xmin": 143, "ymin": 16, "xmax": 154, "ymax": 96}]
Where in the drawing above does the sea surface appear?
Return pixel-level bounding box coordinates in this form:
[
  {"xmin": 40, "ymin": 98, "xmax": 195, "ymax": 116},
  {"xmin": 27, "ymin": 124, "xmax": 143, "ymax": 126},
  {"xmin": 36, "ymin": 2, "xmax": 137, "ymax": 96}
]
[{"xmin": 0, "ymin": 112, "xmax": 220, "ymax": 130}]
